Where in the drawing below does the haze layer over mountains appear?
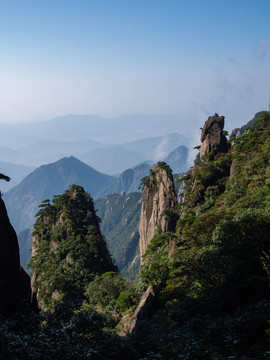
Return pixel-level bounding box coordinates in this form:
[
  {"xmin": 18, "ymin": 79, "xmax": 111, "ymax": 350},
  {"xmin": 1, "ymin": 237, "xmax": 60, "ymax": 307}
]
[
  {"xmin": 0, "ymin": 114, "xmax": 192, "ymax": 191},
  {"xmin": 0, "ymin": 113, "xmax": 192, "ymax": 276}
]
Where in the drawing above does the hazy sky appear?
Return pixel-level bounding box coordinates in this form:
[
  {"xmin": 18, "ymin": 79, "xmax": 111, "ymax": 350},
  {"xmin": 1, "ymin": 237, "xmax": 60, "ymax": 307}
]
[{"xmin": 0, "ymin": 0, "xmax": 269, "ymax": 131}]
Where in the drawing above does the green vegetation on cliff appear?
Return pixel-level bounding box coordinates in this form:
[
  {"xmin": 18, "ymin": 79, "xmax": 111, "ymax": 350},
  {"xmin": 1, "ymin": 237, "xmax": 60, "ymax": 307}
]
[
  {"xmin": 134, "ymin": 111, "xmax": 270, "ymax": 359},
  {"xmin": 2, "ymin": 112, "xmax": 270, "ymax": 359},
  {"xmin": 31, "ymin": 185, "xmax": 116, "ymax": 308}
]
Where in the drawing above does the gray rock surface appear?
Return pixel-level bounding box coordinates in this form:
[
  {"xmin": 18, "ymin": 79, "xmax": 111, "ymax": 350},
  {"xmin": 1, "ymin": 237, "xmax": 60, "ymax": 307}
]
[
  {"xmin": 139, "ymin": 165, "xmax": 177, "ymax": 263},
  {"xmin": 200, "ymin": 113, "xmax": 227, "ymax": 157},
  {"xmin": 118, "ymin": 285, "xmax": 156, "ymax": 336}
]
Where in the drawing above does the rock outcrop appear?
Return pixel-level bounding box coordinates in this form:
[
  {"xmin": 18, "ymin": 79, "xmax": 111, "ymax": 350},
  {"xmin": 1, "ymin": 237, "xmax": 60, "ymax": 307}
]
[
  {"xmin": 177, "ymin": 178, "xmax": 187, "ymax": 203},
  {"xmin": 31, "ymin": 185, "xmax": 116, "ymax": 308},
  {"xmin": 0, "ymin": 194, "xmax": 33, "ymax": 314},
  {"xmin": 139, "ymin": 164, "xmax": 177, "ymax": 263},
  {"xmin": 230, "ymin": 159, "xmax": 238, "ymax": 178},
  {"xmin": 118, "ymin": 285, "xmax": 156, "ymax": 336},
  {"xmin": 200, "ymin": 113, "xmax": 227, "ymax": 158}
]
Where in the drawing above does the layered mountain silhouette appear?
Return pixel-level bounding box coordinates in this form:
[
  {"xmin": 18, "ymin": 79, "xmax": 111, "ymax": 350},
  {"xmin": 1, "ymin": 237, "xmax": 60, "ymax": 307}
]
[
  {"xmin": 0, "ymin": 114, "xmax": 193, "ymax": 148},
  {"xmin": 164, "ymin": 145, "xmax": 189, "ymax": 173},
  {"xmin": 96, "ymin": 162, "xmax": 153, "ymax": 198},
  {"xmin": 120, "ymin": 132, "xmax": 190, "ymax": 160},
  {"xmin": 97, "ymin": 144, "xmax": 189, "ymax": 197},
  {"xmin": 4, "ymin": 156, "xmax": 116, "ymax": 233},
  {"xmin": 0, "ymin": 128, "xmax": 191, "ymax": 175}
]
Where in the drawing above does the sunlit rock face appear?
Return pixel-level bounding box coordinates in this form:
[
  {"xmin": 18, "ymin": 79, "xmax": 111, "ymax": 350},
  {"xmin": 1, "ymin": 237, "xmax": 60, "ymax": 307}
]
[
  {"xmin": 200, "ymin": 113, "xmax": 227, "ymax": 157},
  {"xmin": 139, "ymin": 165, "xmax": 176, "ymax": 264},
  {"xmin": 0, "ymin": 195, "xmax": 33, "ymax": 314}
]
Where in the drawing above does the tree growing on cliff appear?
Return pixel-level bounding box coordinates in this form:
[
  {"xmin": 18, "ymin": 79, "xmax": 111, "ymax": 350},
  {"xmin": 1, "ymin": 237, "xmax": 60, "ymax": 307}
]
[
  {"xmin": 31, "ymin": 185, "xmax": 116, "ymax": 309},
  {"xmin": 0, "ymin": 173, "xmax": 10, "ymax": 182}
]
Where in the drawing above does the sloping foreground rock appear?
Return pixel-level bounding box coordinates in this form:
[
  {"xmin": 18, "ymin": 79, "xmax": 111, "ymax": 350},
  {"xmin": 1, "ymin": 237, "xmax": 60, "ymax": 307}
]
[
  {"xmin": 0, "ymin": 194, "xmax": 34, "ymax": 314},
  {"xmin": 118, "ymin": 285, "xmax": 156, "ymax": 336}
]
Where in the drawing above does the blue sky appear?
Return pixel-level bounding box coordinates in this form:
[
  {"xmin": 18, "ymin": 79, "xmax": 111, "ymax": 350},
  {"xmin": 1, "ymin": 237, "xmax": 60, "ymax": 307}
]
[{"xmin": 0, "ymin": 0, "xmax": 269, "ymax": 131}]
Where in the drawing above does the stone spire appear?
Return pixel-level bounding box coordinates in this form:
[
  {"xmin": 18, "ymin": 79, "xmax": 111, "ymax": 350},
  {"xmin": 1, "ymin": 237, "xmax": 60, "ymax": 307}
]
[
  {"xmin": 139, "ymin": 164, "xmax": 177, "ymax": 264},
  {"xmin": 200, "ymin": 113, "xmax": 228, "ymax": 158}
]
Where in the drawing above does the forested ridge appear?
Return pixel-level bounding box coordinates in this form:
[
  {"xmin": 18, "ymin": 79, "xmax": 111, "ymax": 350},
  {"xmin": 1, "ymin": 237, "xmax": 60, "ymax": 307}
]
[{"xmin": 1, "ymin": 112, "xmax": 270, "ymax": 359}]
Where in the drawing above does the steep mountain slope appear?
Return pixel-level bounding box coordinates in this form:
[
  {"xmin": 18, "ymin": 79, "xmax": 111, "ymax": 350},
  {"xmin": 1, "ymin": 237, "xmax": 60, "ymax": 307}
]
[
  {"xmin": 96, "ymin": 149, "xmax": 188, "ymax": 199},
  {"xmin": 31, "ymin": 185, "xmax": 116, "ymax": 308},
  {"xmin": 163, "ymin": 145, "xmax": 189, "ymax": 173},
  {"xmin": 97, "ymin": 162, "xmax": 153, "ymax": 198},
  {"xmin": 128, "ymin": 111, "xmax": 270, "ymax": 358},
  {"xmin": 95, "ymin": 192, "xmax": 142, "ymax": 281},
  {"xmin": 0, "ymin": 160, "xmax": 35, "ymax": 192},
  {"xmin": 4, "ymin": 156, "xmax": 116, "ymax": 232}
]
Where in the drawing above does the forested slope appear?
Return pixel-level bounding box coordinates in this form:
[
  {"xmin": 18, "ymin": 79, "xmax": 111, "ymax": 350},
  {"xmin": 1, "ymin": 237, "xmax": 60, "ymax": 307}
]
[{"xmin": 133, "ymin": 111, "xmax": 270, "ymax": 359}]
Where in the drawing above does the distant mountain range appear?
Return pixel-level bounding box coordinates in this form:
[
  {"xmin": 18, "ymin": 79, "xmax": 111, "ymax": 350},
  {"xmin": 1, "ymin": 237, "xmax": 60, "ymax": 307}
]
[
  {"xmin": 0, "ymin": 114, "xmax": 193, "ymax": 148},
  {"xmin": 97, "ymin": 162, "xmax": 153, "ymax": 198},
  {"xmin": 98, "ymin": 145, "xmax": 189, "ymax": 197},
  {"xmin": 164, "ymin": 145, "xmax": 189, "ymax": 173},
  {"xmin": 0, "ymin": 114, "xmax": 192, "ymax": 175},
  {"xmin": 0, "ymin": 132, "xmax": 190, "ymax": 176},
  {"xmin": 4, "ymin": 156, "xmax": 116, "ymax": 233},
  {"xmin": 78, "ymin": 145, "xmax": 144, "ymax": 174},
  {"xmin": 120, "ymin": 132, "xmax": 190, "ymax": 160}
]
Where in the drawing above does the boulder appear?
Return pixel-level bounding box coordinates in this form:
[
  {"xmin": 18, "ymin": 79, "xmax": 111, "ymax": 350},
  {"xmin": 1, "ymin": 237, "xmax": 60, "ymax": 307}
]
[{"xmin": 118, "ymin": 285, "xmax": 156, "ymax": 336}]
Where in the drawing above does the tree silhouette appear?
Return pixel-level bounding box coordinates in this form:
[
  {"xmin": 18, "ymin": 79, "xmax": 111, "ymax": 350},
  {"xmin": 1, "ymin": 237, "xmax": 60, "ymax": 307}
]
[{"xmin": 0, "ymin": 173, "xmax": 11, "ymax": 182}]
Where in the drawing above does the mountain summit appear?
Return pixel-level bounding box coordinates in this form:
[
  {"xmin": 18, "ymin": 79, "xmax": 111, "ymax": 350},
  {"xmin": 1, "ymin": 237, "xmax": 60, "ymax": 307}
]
[
  {"xmin": 4, "ymin": 156, "xmax": 116, "ymax": 232},
  {"xmin": 31, "ymin": 185, "xmax": 116, "ymax": 308}
]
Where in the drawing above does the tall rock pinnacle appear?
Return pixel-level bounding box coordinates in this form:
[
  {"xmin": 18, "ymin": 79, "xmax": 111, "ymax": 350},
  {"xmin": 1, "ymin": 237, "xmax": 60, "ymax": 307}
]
[
  {"xmin": 139, "ymin": 163, "xmax": 177, "ymax": 264},
  {"xmin": 200, "ymin": 113, "xmax": 227, "ymax": 157}
]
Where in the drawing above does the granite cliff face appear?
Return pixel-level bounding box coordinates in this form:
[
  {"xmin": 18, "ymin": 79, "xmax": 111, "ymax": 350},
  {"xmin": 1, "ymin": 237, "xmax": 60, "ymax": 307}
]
[
  {"xmin": 139, "ymin": 164, "xmax": 177, "ymax": 263},
  {"xmin": 178, "ymin": 113, "xmax": 229, "ymax": 204},
  {"xmin": 0, "ymin": 194, "xmax": 33, "ymax": 314},
  {"xmin": 200, "ymin": 113, "xmax": 227, "ymax": 158}
]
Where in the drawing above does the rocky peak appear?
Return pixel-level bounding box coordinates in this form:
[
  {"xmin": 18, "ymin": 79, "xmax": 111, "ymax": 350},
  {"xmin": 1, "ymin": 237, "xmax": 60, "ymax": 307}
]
[
  {"xmin": 31, "ymin": 185, "xmax": 116, "ymax": 308},
  {"xmin": 139, "ymin": 163, "xmax": 177, "ymax": 264},
  {"xmin": 200, "ymin": 113, "xmax": 227, "ymax": 157}
]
